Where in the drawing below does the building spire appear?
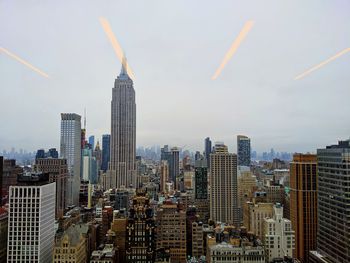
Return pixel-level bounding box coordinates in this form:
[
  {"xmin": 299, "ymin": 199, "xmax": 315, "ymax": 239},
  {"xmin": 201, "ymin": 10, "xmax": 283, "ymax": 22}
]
[
  {"xmin": 120, "ymin": 56, "xmax": 127, "ymax": 75},
  {"xmin": 84, "ymin": 107, "xmax": 86, "ymax": 130}
]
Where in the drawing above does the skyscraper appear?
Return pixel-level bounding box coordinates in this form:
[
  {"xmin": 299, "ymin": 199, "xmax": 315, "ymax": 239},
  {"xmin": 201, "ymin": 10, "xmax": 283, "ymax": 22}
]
[
  {"xmin": 88, "ymin": 135, "xmax": 95, "ymax": 149},
  {"xmin": 169, "ymin": 147, "xmax": 179, "ymax": 187},
  {"xmin": 101, "ymin": 134, "xmax": 110, "ymax": 172},
  {"xmin": 204, "ymin": 137, "xmax": 212, "ymax": 168},
  {"xmin": 7, "ymin": 173, "xmax": 56, "ymax": 263},
  {"xmin": 60, "ymin": 113, "xmax": 81, "ymax": 206},
  {"xmin": 109, "ymin": 60, "xmax": 136, "ymax": 188},
  {"xmin": 157, "ymin": 200, "xmax": 187, "ymax": 263},
  {"xmin": 210, "ymin": 143, "xmax": 239, "ymax": 225},
  {"xmin": 310, "ymin": 141, "xmax": 350, "ymax": 263},
  {"xmin": 237, "ymin": 135, "xmax": 251, "ymax": 167},
  {"xmin": 290, "ymin": 154, "xmax": 317, "ymax": 263},
  {"xmin": 194, "ymin": 158, "xmax": 208, "ymax": 200}
]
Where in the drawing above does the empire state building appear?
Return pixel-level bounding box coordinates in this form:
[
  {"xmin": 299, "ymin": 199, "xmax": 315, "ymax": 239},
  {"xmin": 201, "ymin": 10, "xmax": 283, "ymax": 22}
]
[{"xmin": 109, "ymin": 59, "xmax": 136, "ymax": 188}]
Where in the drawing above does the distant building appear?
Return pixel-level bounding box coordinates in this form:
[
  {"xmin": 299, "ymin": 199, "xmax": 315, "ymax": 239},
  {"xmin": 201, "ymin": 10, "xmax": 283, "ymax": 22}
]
[
  {"xmin": 81, "ymin": 148, "xmax": 98, "ymax": 184},
  {"xmin": 7, "ymin": 173, "xmax": 56, "ymax": 263},
  {"xmin": 237, "ymin": 135, "xmax": 251, "ymax": 167},
  {"xmin": 169, "ymin": 147, "xmax": 180, "ymax": 187},
  {"xmin": 238, "ymin": 170, "xmax": 257, "ymax": 223},
  {"xmin": 310, "ymin": 140, "xmax": 350, "ymax": 263},
  {"xmin": 243, "ymin": 201, "xmax": 274, "ymax": 240},
  {"xmin": 210, "ymin": 143, "xmax": 239, "ymax": 225},
  {"xmin": 290, "ymin": 154, "xmax": 317, "ymax": 262},
  {"xmin": 1, "ymin": 159, "xmax": 22, "ymax": 203},
  {"xmin": 35, "ymin": 158, "xmax": 69, "ymax": 218},
  {"xmin": 126, "ymin": 190, "xmax": 156, "ymax": 263},
  {"xmin": 90, "ymin": 244, "xmax": 117, "ymax": 263},
  {"xmin": 101, "ymin": 134, "xmax": 110, "ymax": 172},
  {"xmin": 89, "ymin": 135, "xmax": 95, "ymax": 149},
  {"xmin": 204, "ymin": 137, "xmax": 212, "ymax": 169},
  {"xmin": 157, "ymin": 201, "xmax": 186, "ymax": 263},
  {"xmin": 115, "ymin": 189, "xmax": 129, "ymax": 212},
  {"xmin": 194, "ymin": 158, "xmax": 209, "ymax": 223},
  {"xmin": 111, "ymin": 210, "xmax": 127, "ymax": 262},
  {"xmin": 53, "ymin": 224, "xmax": 89, "ymax": 263},
  {"xmin": 263, "ymin": 204, "xmax": 295, "ymax": 262},
  {"xmin": 191, "ymin": 221, "xmax": 204, "ymax": 259},
  {"xmin": 206, "ymin": 226, "xmax": 265, "ymax": 263},
  {"xmin": 194, "ymin": 158, "xmax": 208, "ymax": 199},
  {"xmin": 160, "ymin": 160, "xmax": 169, "ymax": 193},
  {"xmin": 36, "ymin": 148, "xmax": 59, "ymax": 159},
  {"xmin": 60, "ymin": 113, "xmax": 81, "ymax": 206}
]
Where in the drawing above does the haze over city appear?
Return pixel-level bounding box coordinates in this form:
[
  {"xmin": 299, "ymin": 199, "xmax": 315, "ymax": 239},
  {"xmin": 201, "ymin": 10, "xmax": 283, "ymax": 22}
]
[{"xmin": 1, "ymin": 0, "xmax": 350, "ymax": 152}]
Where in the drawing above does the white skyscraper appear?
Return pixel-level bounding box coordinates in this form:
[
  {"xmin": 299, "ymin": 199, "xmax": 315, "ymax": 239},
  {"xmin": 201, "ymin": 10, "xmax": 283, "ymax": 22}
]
[
  {"xmin": 7, "ymin": 173, "xmax": 56, "ymax": 263},
  {"xmin": 263, "ymin": 203, "xmax": 295, "ymax": 262},
  {"xmin": 60, "ymin": 113, "xmax": 81, "ymax": 206},
  {"xmin": 109, "ymin": 59, "xmax": 136, "ymax": 188}
]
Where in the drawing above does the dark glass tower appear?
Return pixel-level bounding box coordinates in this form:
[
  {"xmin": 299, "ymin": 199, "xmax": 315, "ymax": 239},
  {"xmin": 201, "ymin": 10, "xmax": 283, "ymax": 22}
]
[
  {"xmin": 101, "ymin": 134, "xmax": 110, "ymax": 172},
  {"xmin": 194, "ymin": 158, "xmax": 208, "ymax": 199},
  {"xmin": 204, "ymin": 137, "xmax": 212, "ymax": 168},
  {"xmin": 315, "ymin": 140, "xmax": 350, "ymax": 263},
  {"xmin": 237, "ymin": 135, "xmax": 251, "ymax": 167}
]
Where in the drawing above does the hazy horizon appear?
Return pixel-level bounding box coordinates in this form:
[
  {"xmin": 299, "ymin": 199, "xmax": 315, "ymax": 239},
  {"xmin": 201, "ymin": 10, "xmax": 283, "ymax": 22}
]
[{"xmin": 1, "ymin": 0, "xmax": 350, "ymax": 153}]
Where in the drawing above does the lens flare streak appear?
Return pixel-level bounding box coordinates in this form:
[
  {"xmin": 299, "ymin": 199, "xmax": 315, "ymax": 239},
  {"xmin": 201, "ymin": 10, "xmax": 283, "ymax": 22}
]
[
  {"xmin": 295, "ymin": 48, "xmax": 350, "ymax": 80},
  {"xmin": 99, "ymin": 17, "xmax": 135, "ymax": 79},
  {"xmin": 212, "ymin": 20, "xmax": 254, "ymax": 80},
  {"xmin": 0, "ymin": 47, "xmax": 49, "ymax": 78}
]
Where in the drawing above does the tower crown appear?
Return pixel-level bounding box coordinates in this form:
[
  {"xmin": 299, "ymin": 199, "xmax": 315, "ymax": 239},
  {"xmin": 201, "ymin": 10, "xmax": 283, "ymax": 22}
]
[{"xmin": 118, "ymin": 56, "xmax": 131, "ymax": 80}]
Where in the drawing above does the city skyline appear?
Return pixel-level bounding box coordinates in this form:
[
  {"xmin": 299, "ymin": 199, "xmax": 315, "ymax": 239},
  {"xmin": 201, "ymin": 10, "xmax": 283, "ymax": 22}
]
[{"xmin": 1, "ymin": 0, "xmax": 350, "ymax": 153}]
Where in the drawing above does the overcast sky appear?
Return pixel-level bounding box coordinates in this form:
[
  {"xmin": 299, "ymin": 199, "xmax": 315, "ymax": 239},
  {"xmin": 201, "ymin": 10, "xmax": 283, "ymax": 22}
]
[{"xmin": 1, "ymin": 0, "xmax": 350, "ymax": 153}]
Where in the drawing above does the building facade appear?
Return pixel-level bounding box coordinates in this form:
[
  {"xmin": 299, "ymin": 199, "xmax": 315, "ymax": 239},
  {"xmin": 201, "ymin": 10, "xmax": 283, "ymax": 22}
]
[
  {"xmin": 126, "ymin": 191, "xmax": 156, "ymax": 263},
  {"xmin": 169, "ymin": 147, "xmax": 179, "ymax": 187},
  {"xmin": 34, "ymin": 158, "xmax": 68, "ymax": 218},
  {"xmin": 315, "ymin": 141, "xmax": 350, "ymax": 263},
  {"xmin": 209, "ymin": 143, "xmax": 239, "ymax": 225},
  {"xmin": 60, "ymin": 113, "xmax": 81, "ymax": 206},
  {"xmin": 290, "ymin": 154, "xmax": 317, "ymax": 263},
  {"xmin": 204, "ymin": 137, "xmax": 212, "ymax": 169},
  {"xmin": 263, "ymin": 204, "xmax": 295, "ymax": 262},
  {"xmin": 0, "ymin": 208, "xmax": 7, "ymax": 263},
  {"xmin": 102, "ymin": 134, "xmax": 111, "ymax": 172},
  {"xmin": 109, "ymin": 60, "xmax": 136, "ymax": 188},
  {"xmin": 237, "ymin": 135, "xmax": 251, "ymax": 167},
  {"xmin": 156, "ymin": 201, "xmax": 186, "ymax": 263},
  {"xmin": 7, "ymin": 173, "xmax": 56, "ymax": 263},
  {"xmin": 53, "ymin": 224, "xmax": 88, "ymax": 263}
]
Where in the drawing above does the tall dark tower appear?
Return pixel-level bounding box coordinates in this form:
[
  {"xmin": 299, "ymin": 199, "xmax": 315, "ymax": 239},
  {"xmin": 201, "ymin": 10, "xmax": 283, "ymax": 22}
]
[
  {"xmin": 204, "ymin": 137, "xmax": 212, "ymax": 168},
  {"xmin": 109, "ymin": 58, "xmax": 136, "ymax": 188}
]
